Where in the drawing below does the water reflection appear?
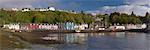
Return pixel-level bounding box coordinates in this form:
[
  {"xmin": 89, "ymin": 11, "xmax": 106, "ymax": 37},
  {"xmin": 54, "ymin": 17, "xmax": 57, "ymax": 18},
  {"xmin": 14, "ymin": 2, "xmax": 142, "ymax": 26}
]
[
  {"xmin": 41, "ymin": 33, "xmax": 88, "ymax": 44},
  {"xmin": 41, "ymin": 32, "xmax": 139, "ymax": 44},
  {"xmin": 64, "ymin": 33, "xmax": 88, "ymax": 44},
  {"xmin": 29, "ymin": 32, "xmax": 150, "ymax": 50}
]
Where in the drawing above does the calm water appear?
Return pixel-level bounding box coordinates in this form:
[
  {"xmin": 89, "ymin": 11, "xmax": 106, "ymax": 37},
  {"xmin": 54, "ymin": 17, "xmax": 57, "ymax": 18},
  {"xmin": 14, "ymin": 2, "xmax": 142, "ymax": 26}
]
[{"xmin": 28, "ymin": 32, "xmax": 150, "ymax": 50}]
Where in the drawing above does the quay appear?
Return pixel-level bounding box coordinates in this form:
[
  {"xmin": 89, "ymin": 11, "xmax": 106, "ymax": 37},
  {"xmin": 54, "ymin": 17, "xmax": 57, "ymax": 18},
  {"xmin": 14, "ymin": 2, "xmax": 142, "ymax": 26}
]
[
  {"xmin": 19, "ymin": 29, "xmax": 125, "ymax": 33},
  {"xmin": 1, "ymin": 23, "xmax": 149, "ymax": 33},
  {"xmin": 1, "ymin": 28, "xmax": 143, "ymax": 33}
]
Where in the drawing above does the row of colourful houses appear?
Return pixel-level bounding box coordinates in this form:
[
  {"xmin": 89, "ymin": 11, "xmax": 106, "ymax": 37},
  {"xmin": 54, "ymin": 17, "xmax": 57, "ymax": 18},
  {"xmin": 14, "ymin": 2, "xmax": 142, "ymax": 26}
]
[
  {"xmin": 2, "ymin": 23, "xmax": 147, "ymax": 31},
  {"xmin": 3, "ymin": 22, "xmax": 89, "ymax": 31},
  {"xmin": 21, "ymin": 24, "xmax": 58, "ymax": 30},
  {"xmin": 109, "ymin": 24, "xmax": 147, "ymax": 30}
]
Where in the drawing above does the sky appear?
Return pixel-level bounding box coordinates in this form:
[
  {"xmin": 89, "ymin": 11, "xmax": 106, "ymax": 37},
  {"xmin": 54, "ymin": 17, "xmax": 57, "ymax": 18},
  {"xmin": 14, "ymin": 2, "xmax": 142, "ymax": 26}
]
[{"xmin": 0, "ymin": 0, "xmax": 150, "ymax": 16}]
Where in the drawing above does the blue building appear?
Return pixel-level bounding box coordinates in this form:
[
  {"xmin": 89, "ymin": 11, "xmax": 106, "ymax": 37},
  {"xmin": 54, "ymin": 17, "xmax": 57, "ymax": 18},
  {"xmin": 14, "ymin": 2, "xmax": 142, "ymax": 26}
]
[{"xmin": 64, "ymin": 22, "xmax": 75, "ymax": 30}]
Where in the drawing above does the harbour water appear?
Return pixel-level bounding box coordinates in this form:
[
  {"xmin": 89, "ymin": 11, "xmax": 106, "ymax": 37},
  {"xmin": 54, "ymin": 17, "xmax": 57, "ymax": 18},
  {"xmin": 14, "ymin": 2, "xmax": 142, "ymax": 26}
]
[{"xmin": 0, "ymin": 32, "xmax": 150, "ymax": 50}]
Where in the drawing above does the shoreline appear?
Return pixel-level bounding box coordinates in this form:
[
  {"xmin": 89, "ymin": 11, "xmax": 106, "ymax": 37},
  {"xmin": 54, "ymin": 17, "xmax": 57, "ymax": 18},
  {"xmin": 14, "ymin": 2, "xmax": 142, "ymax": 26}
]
[
  {"xmin": 1, "ymin": 28, "xmax": 149, "ymax": 33},
  {"xmin": 17, "ymin": 29, "xmax": 149, "ymax": 33},
  {"xmin": 0, "ymin": 29, "xmax": 31, "ymax": 50}
]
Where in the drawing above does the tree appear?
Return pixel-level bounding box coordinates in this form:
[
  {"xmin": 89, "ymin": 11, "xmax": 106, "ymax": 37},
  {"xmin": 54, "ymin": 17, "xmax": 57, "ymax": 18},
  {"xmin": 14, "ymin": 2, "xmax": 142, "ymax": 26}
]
[
  {"xmin": 131, "ymin": 11, "xmax": 136, "ymax": 17},
  {"xmin": 0, "ymin": 10, "xmax": 143, "ymax": 25},
  {"xmin": 144, "ymin": 12, "xmax": 150, "ymax": 23},
  {"xmin": 80, "ymin": 10, "xmax": 85, "ymax": 15}
]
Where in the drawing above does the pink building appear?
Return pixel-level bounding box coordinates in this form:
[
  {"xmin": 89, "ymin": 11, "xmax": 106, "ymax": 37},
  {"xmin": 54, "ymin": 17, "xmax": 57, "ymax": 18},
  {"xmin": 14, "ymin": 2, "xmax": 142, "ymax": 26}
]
[{"xmin": 39, "ymin": 24, "xmax": 58, "ymax": 30}]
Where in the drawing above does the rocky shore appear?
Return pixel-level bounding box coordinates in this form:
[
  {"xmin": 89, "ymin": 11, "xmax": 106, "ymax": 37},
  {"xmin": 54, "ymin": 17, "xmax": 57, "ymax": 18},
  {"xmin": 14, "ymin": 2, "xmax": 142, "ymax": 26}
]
[{"xmin": 0, "ymin": 29, "xmax": 31, "ymax": 50}]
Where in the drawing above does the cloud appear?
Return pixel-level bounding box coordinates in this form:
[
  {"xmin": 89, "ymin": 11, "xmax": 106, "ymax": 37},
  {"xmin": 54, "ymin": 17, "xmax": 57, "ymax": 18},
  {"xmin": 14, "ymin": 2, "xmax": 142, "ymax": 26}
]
[
  {"xmin": 124, "ymin": 0, "xmax": 150, "ymax": 5},
  {"xmin": 0, "ymin": 0, "xmax": 34, "ymax": 8},
  {"xmin": 104, "ymin": 5, "xmax": 150, "ymax": 16},
  {"xmin": 87, "ymin": 5, "xmax": 150, "ymax": 16},
  {"xmin": 87, "ymin": 0, "xmax": 150, "ymax": 16},
  {"xmin": 0, "ymin": 0, "xmax": 59, "ymax": 8}
]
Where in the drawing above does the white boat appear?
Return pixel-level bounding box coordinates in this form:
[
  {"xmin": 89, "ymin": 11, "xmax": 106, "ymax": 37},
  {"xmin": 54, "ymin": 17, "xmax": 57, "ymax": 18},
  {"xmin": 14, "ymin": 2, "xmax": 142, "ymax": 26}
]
[
  {"xmin": 75, "ymin": 27, "xmax": 81, "ymax": 33},
  {"xmin": 75, "ymin": 30, "xmax": 81, "ymax": 33},
  {"xmin": 41, "ymin": 36, "xmax": 58, "ymax": 41}
]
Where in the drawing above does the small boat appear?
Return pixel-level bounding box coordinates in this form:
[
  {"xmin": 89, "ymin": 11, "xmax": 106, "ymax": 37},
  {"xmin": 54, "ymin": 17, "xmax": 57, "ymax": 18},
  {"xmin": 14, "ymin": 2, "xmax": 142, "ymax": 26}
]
[
  {"xmin": 41, "ymin": 36, "xmax": 58, "ymax": 41},
  {"xmin": 75, "ymin": 27, "xmax": 81, "ymax": 33},
  {"xmin": 75, "ymin": 30, "xmax": 81, "ymax": 33}
]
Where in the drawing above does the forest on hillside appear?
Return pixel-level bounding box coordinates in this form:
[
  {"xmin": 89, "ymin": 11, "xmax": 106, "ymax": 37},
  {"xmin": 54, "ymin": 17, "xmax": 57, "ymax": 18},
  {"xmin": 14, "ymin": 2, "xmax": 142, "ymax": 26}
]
[
  {"xmin": 0, "ymin": 10, "xmax": 94, "ymax": 24},
  {"xmin": 0, "ymin": 9, "xmax": 150, "ymax": 25}
]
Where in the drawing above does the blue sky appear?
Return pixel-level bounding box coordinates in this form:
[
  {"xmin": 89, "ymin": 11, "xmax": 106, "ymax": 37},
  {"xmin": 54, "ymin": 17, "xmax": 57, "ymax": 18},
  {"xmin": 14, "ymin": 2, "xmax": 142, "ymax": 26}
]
[
  {"xmin": 53, "ymin": 0, "xmax": 124, "ymax": 11},
  {"xmin": 0, "ymin": 0, "xmax": 150, "ymax": 16}
]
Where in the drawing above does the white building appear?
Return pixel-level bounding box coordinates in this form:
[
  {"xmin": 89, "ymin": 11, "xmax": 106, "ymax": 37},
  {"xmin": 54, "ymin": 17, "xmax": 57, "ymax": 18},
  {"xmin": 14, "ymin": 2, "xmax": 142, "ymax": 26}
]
[
  {"xmin": 22, "ymin": 8, "xmax": 30, "ymax": 12},
  {"xmin": 34, "ymin": 7, "xmax": 55, "ymax": 11},
  {"xmin": 35, "ymin": 8, "xmax": 47, "ymax": 11},
  {"xmin": 126, "ymin": 24, "xmax": 147, "ymax": 29},
  {"xmin": 74, "ymin": 24, "xmax": 88, "ymax": 30},
  {"xmin": 48, "ymin": 7, "xmax": 55, "ymax": 11},
  {"xmin": 98, "ymin": 27, "xmax": 105, "ymax": 30},
  {"xmin": 109, "ymin": 26, "xmax": 126, "ymax": 30},
  {"xmin": 12, "ymin": 8, "xmax": 19, "ymax": 11},
  {"xmin": 3, "ymin": 23, "xmax": 20, "ymax": 30}
]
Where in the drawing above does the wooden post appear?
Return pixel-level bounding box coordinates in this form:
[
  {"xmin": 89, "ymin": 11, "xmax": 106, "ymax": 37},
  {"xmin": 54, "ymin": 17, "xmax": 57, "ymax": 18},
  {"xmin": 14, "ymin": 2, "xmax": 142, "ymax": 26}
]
[
  {"xmin": 147, "ymin": 23, "xmax": 150, "ymax": 32},
  {"xmin": 148, "ymin": 23, "xmax": 150, "ymax": 28}
]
